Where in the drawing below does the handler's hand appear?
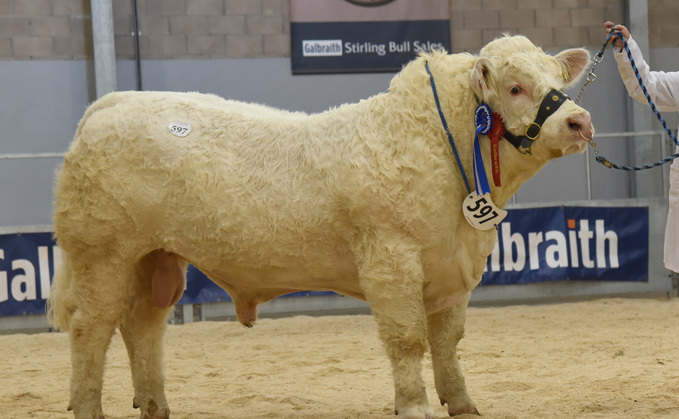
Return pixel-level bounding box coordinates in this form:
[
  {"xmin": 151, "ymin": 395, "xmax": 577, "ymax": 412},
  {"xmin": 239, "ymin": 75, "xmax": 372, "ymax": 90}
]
[{"xmin": 604, "ymin": 21, "xmax": 630, "ymax": 49}]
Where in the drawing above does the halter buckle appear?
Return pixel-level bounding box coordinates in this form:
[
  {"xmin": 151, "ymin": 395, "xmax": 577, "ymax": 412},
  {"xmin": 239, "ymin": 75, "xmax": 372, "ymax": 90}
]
[{"xmin": 524, "ymin": 122, "xmax": 541, "ymax": 140}]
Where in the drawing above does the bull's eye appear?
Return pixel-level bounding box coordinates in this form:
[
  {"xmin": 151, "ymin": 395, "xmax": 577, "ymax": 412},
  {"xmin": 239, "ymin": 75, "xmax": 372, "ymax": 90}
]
[{"xmin": 509, "ymin": 85, "xmax": 522, "ymax": 95}]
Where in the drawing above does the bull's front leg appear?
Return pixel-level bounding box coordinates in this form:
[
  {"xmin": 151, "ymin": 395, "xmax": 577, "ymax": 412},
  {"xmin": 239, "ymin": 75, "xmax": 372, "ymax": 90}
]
[
  {"xmin": 426, "ymin": 295, "xmax": 479, "ymax": 416},
  {"xmin": 357, "ymin": 237, "xmax": 434, "ymax": 419}
]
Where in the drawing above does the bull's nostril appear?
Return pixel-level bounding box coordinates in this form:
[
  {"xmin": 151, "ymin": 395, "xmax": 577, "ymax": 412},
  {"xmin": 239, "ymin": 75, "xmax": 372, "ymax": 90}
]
[{"xmin": 569, "ymin": 123, "xmax": 581, "ymax": 131}]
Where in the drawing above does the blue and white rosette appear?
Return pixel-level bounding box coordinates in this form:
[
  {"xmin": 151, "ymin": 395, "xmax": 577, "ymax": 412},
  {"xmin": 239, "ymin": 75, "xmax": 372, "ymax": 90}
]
[{"xmin": 473, "ymin": 103, "xmax": 493, "ymax": 196}]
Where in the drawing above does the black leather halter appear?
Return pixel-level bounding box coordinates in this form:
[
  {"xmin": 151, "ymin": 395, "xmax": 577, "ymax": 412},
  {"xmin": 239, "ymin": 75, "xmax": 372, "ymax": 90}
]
[{"xmin": 503, "ymin": 89, "xmax": 570, "ymax": 152}]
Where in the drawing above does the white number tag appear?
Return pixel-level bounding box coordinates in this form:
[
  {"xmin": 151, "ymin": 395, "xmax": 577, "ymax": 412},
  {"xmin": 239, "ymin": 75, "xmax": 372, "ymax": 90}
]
[
  {"xmin": 168, "ymin": 121, "xmax": 192, "ymax": 137},
  {"xmin": 462, "ymin": 191, "xmax": 507, "ymax": 230}
]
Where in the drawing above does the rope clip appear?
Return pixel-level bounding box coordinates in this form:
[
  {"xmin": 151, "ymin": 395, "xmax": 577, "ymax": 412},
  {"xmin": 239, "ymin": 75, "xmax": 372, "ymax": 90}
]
[{"xmin": 589, "ymin": 140, "xmax": 612, "ymax": 168}]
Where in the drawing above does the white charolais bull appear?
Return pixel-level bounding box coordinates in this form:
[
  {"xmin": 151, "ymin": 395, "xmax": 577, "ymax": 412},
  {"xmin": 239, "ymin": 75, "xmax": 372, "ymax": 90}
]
[{"xmin": 48, "ymin": 35, "xmax": 592, "ymax": 419}]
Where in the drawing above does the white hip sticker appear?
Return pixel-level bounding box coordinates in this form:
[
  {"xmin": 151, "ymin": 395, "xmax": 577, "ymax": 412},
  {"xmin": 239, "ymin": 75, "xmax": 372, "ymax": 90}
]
[
  {"xmin": 463, "ymin": 191, "xmax": 507, "ymax": 230},
  {"xmin": 168, "ymin": 121, "xmax": 192, "ymax": 137}
]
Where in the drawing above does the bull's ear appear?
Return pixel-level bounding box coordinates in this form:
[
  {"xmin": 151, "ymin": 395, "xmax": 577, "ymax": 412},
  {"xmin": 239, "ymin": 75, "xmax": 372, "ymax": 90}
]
[
  {"xmin": 555, "ymin": 48, "xmax": 590, "ymax": 87},
  {"xmin": 470, "ymin": 57, "xmax": 492, "ymax": 98}
]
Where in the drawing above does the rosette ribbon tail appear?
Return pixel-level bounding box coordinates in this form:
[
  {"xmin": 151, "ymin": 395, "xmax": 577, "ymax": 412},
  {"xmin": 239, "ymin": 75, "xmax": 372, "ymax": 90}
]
[{"xmin": 473, "ymin": 127, "xmax": 492, "ymax": 195}]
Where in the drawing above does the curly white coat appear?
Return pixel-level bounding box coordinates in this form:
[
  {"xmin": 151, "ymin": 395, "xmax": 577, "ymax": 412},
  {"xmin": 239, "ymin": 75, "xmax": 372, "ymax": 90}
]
[{"xmin": 48, "ymin": 35, "xmax": 592, "ymax": 419}]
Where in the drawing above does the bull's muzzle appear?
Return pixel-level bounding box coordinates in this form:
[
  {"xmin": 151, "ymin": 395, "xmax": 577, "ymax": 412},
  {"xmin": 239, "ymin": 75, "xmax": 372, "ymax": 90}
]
[{"xmin": 567, "ymin": 113, "xmax": 593, "ymax": 142}]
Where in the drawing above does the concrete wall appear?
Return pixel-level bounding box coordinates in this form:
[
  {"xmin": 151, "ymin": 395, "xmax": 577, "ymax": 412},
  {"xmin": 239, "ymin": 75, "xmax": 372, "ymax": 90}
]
[{"xmin": 0, "ymin": 0, "xmax": 640, "ymax": 61}]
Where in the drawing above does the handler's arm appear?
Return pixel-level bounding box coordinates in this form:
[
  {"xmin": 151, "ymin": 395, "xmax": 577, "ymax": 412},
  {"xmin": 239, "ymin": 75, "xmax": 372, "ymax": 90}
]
[{"xmin": 614, "ymin": 35, "xmax": 679, "ymax": 112}]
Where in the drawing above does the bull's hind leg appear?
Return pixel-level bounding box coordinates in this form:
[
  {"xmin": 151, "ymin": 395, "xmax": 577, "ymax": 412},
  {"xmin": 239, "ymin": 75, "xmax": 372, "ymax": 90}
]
[
  {"xmin": 356, "ymin": 237, "xmax": 434, "ymax": 419},
  {"xmin": 120, "ymin": 250, "xmax": 187, "ymax": 419},
  {"xmin": 426, "ymin": 296, "xmax": 479, "ymax": 416},
  {"xmin": 67, "ymin": 260, "xmax": 132, "ymax": 419}
]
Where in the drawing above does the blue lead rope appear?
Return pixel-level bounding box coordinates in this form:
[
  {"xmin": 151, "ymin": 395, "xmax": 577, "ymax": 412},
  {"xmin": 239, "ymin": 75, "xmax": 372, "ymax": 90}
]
[
  {"xmin": 425, "ymin": 61, "xmax": 472, "ymax": 194},
  {"xmin": 591, "ymin": 27, "xmax": 679, "ymax": 171}
]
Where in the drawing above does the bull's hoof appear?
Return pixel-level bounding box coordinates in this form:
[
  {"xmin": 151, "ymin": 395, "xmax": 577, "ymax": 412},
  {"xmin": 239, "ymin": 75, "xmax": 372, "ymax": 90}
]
[
  {"xmin": 138, "ymin": 398, "xmax": 170, "ymax": 419},
  {"xmin": 395, "ymin": 405, "xmax": 435, "ymax": 419},
  {"xmin": 67, "ymin": 404, "xmax": 105, "ymax": 419},
  {"xmin": 448, "ymin": 404, "xmax": 480, "ymax": 416},
  {"xmin": 140, "ymin": 407, "xmax": 169, "ymax": 419},
  {"xmin": 440, "ymin": 398, "xmax": 480, "ymax": 416}
]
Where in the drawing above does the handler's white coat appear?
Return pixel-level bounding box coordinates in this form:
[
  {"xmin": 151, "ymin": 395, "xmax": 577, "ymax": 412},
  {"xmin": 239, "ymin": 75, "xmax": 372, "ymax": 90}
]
[{"xmin": 614, "ymin": 36, "xmax": 679, "ymax": 272}]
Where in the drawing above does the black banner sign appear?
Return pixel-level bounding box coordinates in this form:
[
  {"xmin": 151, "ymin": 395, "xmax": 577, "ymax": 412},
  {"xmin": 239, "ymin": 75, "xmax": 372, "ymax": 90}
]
[{"xmin": 290, "ymin": 0, "xmax": 451, "ymax": 74}]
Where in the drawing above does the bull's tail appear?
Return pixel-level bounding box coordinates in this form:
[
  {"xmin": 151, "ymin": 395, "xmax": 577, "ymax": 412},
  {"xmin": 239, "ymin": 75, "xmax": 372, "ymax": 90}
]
[{"xmin": 46, "ymin": 249, "xmax": 76, "ymax": 331}]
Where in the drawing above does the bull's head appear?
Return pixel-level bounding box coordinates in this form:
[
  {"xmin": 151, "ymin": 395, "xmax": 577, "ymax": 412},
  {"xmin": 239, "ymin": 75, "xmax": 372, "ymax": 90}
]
[{"xmin": 470, "ymin": 35, "xmax": 593, "ymax": 160}]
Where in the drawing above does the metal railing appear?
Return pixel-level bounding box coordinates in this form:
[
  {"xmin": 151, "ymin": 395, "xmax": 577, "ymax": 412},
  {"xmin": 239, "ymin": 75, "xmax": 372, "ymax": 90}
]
[
  {"xmin": 0, "ymin": 152, "xmax": 65, "ymax": 159},
  {"xmin": 585, "ymin": 130, "xmax": 668, "ymax": 200},
  {"xmin": 0, "ymin": 130, "xmax": 671, "ymax": 203}
]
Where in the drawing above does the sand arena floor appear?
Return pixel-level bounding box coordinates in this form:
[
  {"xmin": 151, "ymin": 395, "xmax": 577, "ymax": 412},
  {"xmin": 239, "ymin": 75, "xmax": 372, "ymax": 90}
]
[{"xmin": 2, "ymin": 298, "xmax": 679, "ymax": 418}]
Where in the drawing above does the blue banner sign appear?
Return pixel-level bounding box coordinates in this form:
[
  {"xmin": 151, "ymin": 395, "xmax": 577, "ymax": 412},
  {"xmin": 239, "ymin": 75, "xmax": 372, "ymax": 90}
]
[
  {"xmin": 0, "ymin": 206, "xmax": 648, "ymax": 317},
  {"xmin": 481, "ymin": 206, "xmax": 648, "ymax": 285},
  {"xmin": 290, "ymin": 0, "xmax": 451, "ymax": 74},
  {"xmin": 0, "ymin": 231, "xmax": 59, "ymax": 317}
]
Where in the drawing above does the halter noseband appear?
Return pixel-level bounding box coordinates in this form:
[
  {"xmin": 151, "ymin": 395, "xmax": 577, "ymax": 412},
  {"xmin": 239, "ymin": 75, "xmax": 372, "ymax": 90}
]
[{"xmin": 503, "ymin": 89, "xmax": 571, "ymax": 152}]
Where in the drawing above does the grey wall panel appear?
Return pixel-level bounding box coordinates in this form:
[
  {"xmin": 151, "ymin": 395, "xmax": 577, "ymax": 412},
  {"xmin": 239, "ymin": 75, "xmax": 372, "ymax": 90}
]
[
  {"xmin": 0, "ymin": 158, "xmax": 62, "ymax": 227},
  {"xmin": 116, "ymin": 58, "xmax": 394, "ymax": 114},
  {"xmin": 0, "ymin": 61, "xmax": 95, "ymax": 154},
  {"xmin": 0, "ymin": 61, "xmax": 94, "ymax": 227}
]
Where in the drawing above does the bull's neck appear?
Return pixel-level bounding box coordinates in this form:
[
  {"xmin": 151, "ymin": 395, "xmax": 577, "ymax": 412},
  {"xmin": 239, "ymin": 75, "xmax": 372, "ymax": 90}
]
[
  {"xmin": 485, "ymin": 143, "xmax": 548, "ymax": 208},
  {"xmin": 425, "ymin": 90, "xmax": 546, "ymax": 209}
]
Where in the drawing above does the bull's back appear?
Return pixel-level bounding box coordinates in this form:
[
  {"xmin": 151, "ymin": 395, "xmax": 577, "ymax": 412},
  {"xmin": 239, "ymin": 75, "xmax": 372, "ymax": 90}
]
[{"xmin": 55, "ymin": 91, "xmax": 355, "ymax": 266}]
